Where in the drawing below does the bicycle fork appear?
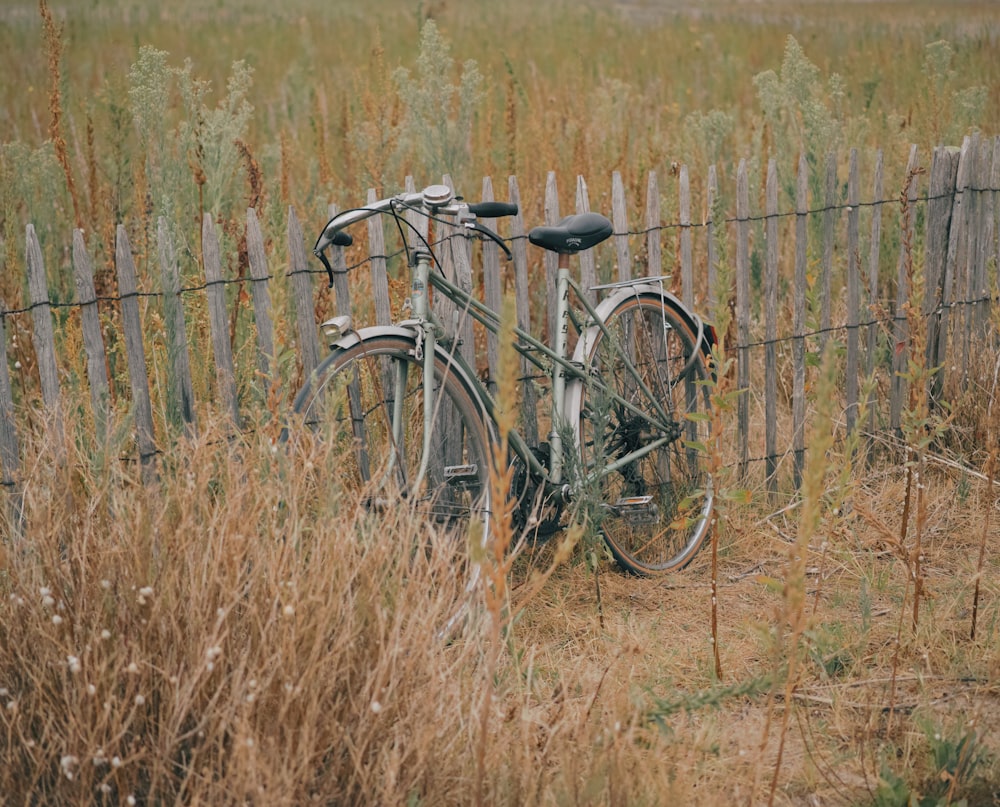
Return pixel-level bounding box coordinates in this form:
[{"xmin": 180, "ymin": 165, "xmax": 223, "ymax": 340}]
[
  {"xmin": 369, "ymin": 249, "xmax": 437, "ymax": 493},
  {"xmin": 400, "ymin": 249, "xmax": 439, "ymax": 492},
  {"xmin": 386, "ymin": 248, "xmax": 474, "ymax": 495}
]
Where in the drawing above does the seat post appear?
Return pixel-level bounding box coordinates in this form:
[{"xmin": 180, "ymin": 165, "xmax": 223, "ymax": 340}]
[{"xmin": 549, "ymin": 251, "xmax": 572, "ymax": 483}]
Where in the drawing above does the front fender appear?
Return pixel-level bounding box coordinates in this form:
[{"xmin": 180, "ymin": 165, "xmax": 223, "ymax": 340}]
[
  {"xmin": 325, "ymin": 323, "xmax": 418, "ymax": 352},
  {"xmin": 326, "ymin": 324, "xmax": 487, "ymax": 421}
]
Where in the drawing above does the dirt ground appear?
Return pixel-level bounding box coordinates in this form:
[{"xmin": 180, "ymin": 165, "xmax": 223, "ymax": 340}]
[{"xmin": 508, "ymin": 461, "xmax": 1000, "ymax": 804}]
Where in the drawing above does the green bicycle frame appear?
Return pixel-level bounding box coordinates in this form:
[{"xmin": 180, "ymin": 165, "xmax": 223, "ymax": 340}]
[{"xmin": 392, "ymin": 245, "xmax": 682, "ymax": 501}]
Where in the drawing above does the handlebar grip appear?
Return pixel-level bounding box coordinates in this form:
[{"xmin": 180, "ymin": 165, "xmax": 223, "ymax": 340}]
[{"xmin": 468, "ymin": 201, "xmax": 518, "ymax": 218}]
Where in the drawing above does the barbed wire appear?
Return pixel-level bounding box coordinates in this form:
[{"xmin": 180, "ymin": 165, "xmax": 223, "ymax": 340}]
[
  {"xmin": 7, "ymin": 282, "xmax": 990, "ymax": 357},
  {"xmin": 2, "ymin": 186, "xmax": 996, "ymax": 350}
]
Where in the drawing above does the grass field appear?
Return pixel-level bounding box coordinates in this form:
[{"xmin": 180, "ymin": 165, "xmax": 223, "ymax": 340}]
[
  {"xmin": 1, "ymin": 1, "xmax": 1000, "ymax": 804},
  {"xmin": 2, "ymin": 0, "xmax": 999, "ymax": 277}
]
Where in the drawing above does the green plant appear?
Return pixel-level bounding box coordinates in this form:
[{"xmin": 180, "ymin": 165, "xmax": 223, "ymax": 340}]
[
  {"xmin": 645, "ymin": 674, "xmax": 772, "ymax": 731},
  {"xmin": 922, "ymin": 40, "xmax": 988, "ymax": 147},
  {"xmin": 871, "ymin": 720, "xmax": 990, "ymax": 807},
  {"xmin": 682, "ymin": 108, "xmax": 736, "ymax": 177},
  {"xmin": 128, "ymin": 46, "xmax": 255, "ymax": 232},
  {"xmin": 392, "ymin": 19, "xmax": 483, "ymax": 183},
  {"xmin": 753, "ymin": 35, "xmax": 846, "ymax": 190},
  {"xmin": 0, "ymin": 140, "xmax": 66, "ymax": 301},
  {"xmin": 804, "ymin": 622, "xmax": 854, "ymax": 679}
]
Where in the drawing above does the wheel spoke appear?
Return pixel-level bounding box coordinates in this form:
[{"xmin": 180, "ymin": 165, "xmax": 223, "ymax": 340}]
[
  {"xmin": 578, "ymin": 294, "xmax": 713, "ymax": 574},
  {"xmin": 289, "ymin": 334, "xmax": 492, "ymax": 636}
]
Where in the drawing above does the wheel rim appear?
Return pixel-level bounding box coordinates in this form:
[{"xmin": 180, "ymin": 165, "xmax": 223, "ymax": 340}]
[
  {"xmin": 578, "ymin": 296, "xmax": 713, "ymax": 573},
  {"xmin": 294, "ymin": 335, "xmax": 492, "ymax": 634}
]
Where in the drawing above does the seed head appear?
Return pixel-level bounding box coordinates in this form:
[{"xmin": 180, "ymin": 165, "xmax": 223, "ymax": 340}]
[{"xmin": 60, "ymin": 755, "xmax": 78, "ymax": 780}]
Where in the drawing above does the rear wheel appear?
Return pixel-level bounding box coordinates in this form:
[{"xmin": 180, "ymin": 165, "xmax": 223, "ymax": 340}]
[
  {"xmin": 290, "ymin": 333, "xmax": 493, "ymax": 635},
  {"xmin": 575, "ymin": 292, "xmax": 713, "ymax": 574}
]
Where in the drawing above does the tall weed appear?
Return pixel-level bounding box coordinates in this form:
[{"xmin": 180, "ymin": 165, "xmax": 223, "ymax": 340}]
[{"xmin": 392, "ymin": 19, "xmax": 483, "ymax": 184}]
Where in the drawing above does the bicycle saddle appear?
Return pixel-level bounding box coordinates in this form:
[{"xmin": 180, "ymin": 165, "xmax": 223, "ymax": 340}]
[{"xmin": 528, "ymin": 212, "xmax": 613, "ymax": 254}]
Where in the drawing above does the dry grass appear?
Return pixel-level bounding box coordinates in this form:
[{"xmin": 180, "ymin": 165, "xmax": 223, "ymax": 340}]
[
  {"xmin": 2, "ymin": 1, "xmax": 1000, "ymax": 803},
  {"xmin": 1, "ymin": 389, "xmax": 998, "ymax": 806}
]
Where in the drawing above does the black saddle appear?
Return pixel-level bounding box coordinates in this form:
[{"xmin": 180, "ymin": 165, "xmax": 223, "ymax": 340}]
[{"xmin": 528, "ymin": 212, "xmax": 613, "ymax": 254}]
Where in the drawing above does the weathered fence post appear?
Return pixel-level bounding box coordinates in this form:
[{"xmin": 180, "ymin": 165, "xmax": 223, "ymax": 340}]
[
  {"xmin": 971, "ymin": 136, "xmax": 997, "ymax": 335},
  {"xmin": 202, "ymin": 213, "xmax": 241, "ymax": 429},
  {"xmin": 645, "ymin": 170, "xmax": 661, "ymax": 278},
  {"xmin": 845, "ymin": 149, "xmax": 861, "ymax": 438},
  {"xmin": 980, "ymin": 136, "xmax": 1000, "ymax": 331},
  {"xmin": 0, "ymin": 298, "xmax": 20, "ymax": 534},
  {"xmin": 735, "ymin": 159, "xmax": 750, "ymax": 481},
  {"xmin": 481, "ymin": 176, "xmax": 503, "ymax": 397},
  {"xmin": 158, "ymin": 219, "xmax": 197, "ymax": 436},
  {"xmin": 508, "ymin": 175, "xmax": 539, "ymax": 446},
  {"xmin": 246, "ymin": 208, "xmax": 276, "ymax": 391},
  {"xmin": 432, "ymin": 181, "xmax": 459, "ymax": 364},
  {"xmin": 575, "ymin": 175, "xmax": 598, "ymax": 305},
  {"xmin": 679, "ymin": 165, "xmax": 694, "ymax": 309},
  {"xmin": 366, "ymin": 188, "xmax": 393, "ymax": 329},
  {"xmin": 865, "ymin": 150, "xmax": 884, "ymax": 441},
  {"xmin": 764, "ymin": 158, "xmax": 779, "ymax": 498},
  {"xmin": 938, "ymin": 138, "xmax": 973, "ymax": 404},
  {"xmin": 288, "ymin": 206, "xmax": 322, "ymax": 381},
  {"xmin": 706, "ymin": 165, "xmax": 719, "ymax": 321},
  {"xmin": 72, "ymin": 229, "xmax": 111, "ymax": 440},
  {"xmin": 116, "ymin": 225, "xmax": 157, "ymax": 481},
  {"xmin": 544, "ymin": 172, "xmax": 561, "ymax": 342},
  {"xmin": 327, "ymin": 202, "xmax": 353, "ymax": 321},
  {"xmin": 321, "ymin": 201, "xmax": 367, "ymax": 479},
  {"xmin": 925, "ymin": 146, "xmax": 960, "ymax": 408},
  {"xmin": 889, "ymin": 145, "xmax": 919, "ymax": 434},
  {"xmin": 611, "ymin": 171, "xmax": 632, "ymax": 284},
  {"xmin": 959, "ymin": 134, "xmax": 984, "ymax": 383},
  {"xmin": 793, "ymin": 153, "xmax": 808, "ymax": 488},
  {"xmin": 404, "ymin": 176, "xmax": 429, "ymax": 247},
  {"xmin": 26, "ymin": 224, "xmax": 63, "ymax": 449},
  {"xmin": 442, "ymin": 174, "xmax": 476, "ymax": 368},
  {"xmin": 436, "ymin": 175, "xmax": 473, "ymax": 473},
  {"xmin": 819, "ymin": 151, "xmax": 838, "ymax": 350}
]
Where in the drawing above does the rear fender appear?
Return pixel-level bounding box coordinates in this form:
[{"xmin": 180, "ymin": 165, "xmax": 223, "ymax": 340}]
[
  {"xmin": 564, "ymin": 284, "xmax": 716, "ymax": 441},
  {"xmin": 572, "ymin": 284, "xmax": 715, "ymax": 365}
]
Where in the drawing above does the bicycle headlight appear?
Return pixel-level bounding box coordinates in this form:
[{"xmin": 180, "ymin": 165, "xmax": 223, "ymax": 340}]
[{"xmin": 320, "ymin": 315, "xmax": 353, "ymax": 344}]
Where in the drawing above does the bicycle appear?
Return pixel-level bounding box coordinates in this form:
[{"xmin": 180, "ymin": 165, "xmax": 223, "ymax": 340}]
[{"xmin": 292, "ymin": 183, "xmax": 716, "ymax": 626}]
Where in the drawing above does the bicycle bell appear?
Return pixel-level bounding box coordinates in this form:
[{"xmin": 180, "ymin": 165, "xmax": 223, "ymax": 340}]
[{"xmin": 421, "ymin": 184, "xmax": 454, "ymax": 208}]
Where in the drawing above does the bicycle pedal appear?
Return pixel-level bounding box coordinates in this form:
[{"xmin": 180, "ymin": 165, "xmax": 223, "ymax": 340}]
[
  {"xmin": 613, "ymin": 495, "xmax": 659, "ymax": 524},
  {"xmin": 444, "ymin": 464, "xmax": 480, "ymax": 488},
  {"xmin": 364, "ymin": 497, "xmax": 392, "ymax": 513}
]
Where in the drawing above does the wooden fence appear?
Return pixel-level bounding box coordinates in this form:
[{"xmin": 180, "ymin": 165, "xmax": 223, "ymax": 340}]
[{"xmin": 1, "ymin": 134, "xmax": 998, "ymax": 524}]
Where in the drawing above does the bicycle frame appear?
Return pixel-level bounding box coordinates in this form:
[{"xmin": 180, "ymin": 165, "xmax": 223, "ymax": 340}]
[
  {"xmin": 309, "ymin": 187, "xmax": 715, "ymax": 575},
  {"xmin": 380, "ymin": 242, "xmax": 687, "ymax": 502}
]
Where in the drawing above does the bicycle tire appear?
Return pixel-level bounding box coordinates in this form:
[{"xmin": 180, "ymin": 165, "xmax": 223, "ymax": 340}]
[
  {"xmin": 572, "ymin": 291, "xmax": 714, "ymax": 574},
  {"xmin": 290, "ymin": 332, "xmax": 494, "ymax": 635}
]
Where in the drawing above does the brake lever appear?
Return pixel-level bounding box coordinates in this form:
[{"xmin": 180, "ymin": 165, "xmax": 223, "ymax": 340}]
[
  {"xmin": 465, "ymin": 221, "xmax": 513, "ymax": 261},
  {"xmin": 310, "ymin": 249, "xmax": 338, "ymax": 288}
]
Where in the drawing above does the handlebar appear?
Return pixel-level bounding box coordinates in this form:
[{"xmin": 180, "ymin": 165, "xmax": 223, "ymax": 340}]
[
  {"xmin": 313, "ymin": 184, "xmax": 518, "ymax": 257},
  {"xmin": 467, "ymin": 201, "xmax": 518, "ymax": 218}
]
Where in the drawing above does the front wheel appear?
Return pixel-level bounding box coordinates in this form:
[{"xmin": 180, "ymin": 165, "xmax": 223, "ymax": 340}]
[
  {"xmin": 570, "ymin": 291, "xmax": 714, "ymax": 575},
  {"xmin": 288, "ymin": 332, "xmax": 494, "ymax": 635}
]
